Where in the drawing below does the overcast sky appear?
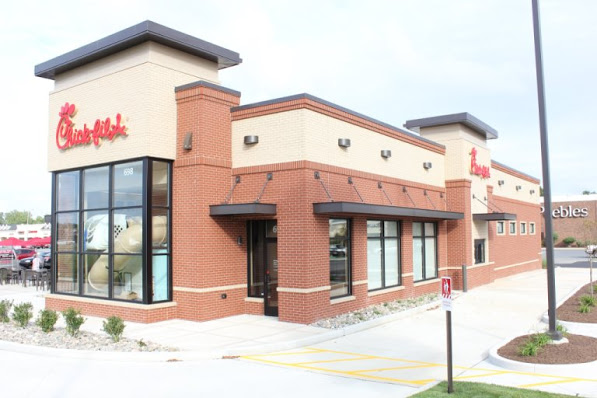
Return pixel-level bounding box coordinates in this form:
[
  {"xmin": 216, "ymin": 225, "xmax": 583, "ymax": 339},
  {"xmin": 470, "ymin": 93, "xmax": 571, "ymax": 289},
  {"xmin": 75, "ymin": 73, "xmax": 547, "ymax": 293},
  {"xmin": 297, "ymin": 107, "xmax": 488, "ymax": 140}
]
[{"xmin": 1, "ymin": 0, "xmax": 595, "ymax": 219}]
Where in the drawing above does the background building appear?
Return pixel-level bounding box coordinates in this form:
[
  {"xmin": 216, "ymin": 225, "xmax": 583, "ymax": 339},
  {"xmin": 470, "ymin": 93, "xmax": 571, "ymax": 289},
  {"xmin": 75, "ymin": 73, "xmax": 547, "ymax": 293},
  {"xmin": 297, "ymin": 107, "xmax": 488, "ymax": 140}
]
[{"xmin": 540, "ymin": 194, "xmax": 597, "ymax": 246}]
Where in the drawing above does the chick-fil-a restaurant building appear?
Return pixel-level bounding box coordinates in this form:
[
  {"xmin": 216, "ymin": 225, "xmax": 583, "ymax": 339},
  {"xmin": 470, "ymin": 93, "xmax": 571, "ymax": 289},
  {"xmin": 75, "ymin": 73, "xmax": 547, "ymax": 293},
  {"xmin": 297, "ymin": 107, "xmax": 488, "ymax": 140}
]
[{"xmin": 35, "ymin": 21, "xmax": 542, "ymax": 324}]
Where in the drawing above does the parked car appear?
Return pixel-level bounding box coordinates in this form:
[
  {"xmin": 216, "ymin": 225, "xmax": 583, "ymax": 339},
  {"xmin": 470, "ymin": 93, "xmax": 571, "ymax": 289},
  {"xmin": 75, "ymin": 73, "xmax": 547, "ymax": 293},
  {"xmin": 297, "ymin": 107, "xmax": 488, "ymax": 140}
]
[
  {"xmin": 329, "ymin": 244, "xmax": 347, "ymax": 257},
  {"xmin": 15, "ymin": 248, "xmax": 36, "ymax": 260},
  {"xmin": 0, "ymin": 248, "xmax": 15, "ymax": 259},
  {"xmin": 19, "ymin": 250, "xmax": 51, "ymax": 270}
]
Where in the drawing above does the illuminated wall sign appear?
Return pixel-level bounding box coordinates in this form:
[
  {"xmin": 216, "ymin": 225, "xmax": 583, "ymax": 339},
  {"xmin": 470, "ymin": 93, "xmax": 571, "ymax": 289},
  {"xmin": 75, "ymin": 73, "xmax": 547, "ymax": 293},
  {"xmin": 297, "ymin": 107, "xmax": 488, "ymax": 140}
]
[
  {"xmin": 56, "ymin": 102, "xmax": 127, "ymax": 150},
  {"xmin": 470, "ymin": 147, "xmax": 490, "ymax": 179},
  {"xmin": 540, "ymin": 205, "xmax": 589, "ymax": 218}
]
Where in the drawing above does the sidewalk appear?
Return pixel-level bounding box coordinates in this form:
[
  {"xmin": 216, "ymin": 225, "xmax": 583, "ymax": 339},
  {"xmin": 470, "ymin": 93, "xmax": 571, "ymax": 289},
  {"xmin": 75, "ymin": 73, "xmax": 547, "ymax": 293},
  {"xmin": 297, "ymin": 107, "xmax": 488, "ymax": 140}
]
[{"xmin": 0, "ymin": 266, "xmax": 595, "ymax": 397}]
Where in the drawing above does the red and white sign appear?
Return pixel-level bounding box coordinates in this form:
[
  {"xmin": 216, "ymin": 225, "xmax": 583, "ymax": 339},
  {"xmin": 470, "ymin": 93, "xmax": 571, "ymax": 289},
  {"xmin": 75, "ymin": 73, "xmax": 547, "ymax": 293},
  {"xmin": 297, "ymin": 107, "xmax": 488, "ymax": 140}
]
[
  {"xmin": 470, "ymin": 147, "xmax": 490, "ymax": 179},
  {"xmin": 56, "ymin": 102, "xmax": 127, "ymax": 150},
  {"xmin": 441, "ymin": 276, "xmax": 452, "ymax": 311}
]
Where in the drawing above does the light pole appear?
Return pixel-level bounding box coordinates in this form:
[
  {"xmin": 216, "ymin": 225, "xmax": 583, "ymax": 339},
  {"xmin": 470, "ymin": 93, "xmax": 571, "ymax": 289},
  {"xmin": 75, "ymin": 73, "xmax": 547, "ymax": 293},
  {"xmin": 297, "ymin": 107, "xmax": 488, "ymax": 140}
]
[{"xmin": 532, "ymin": 0, "xmax": 561, "ymax": 340}]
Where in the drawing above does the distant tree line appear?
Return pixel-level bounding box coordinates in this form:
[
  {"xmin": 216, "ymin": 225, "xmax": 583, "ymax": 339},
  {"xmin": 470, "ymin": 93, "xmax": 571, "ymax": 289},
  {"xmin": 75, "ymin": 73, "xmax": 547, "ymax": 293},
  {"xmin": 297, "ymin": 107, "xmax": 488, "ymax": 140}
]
[{"xmin": 0, "ymin": 210, "xmax": 46, "ymax": 225}]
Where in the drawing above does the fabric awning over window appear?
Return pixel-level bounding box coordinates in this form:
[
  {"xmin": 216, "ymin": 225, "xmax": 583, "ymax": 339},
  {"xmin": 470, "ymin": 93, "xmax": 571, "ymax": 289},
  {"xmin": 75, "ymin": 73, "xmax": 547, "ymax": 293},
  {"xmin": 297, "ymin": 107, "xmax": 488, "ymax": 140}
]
[
  {"xmin": 210, "ymin": 203, "xmax": 277, "ymax": 216},
  {"xmin": 473, "ymin": 213, "xmax": 517, "ymax": 221},
  {"xmin": 313, "ymin": 202, "xmax": 464, "ymax": 220}
]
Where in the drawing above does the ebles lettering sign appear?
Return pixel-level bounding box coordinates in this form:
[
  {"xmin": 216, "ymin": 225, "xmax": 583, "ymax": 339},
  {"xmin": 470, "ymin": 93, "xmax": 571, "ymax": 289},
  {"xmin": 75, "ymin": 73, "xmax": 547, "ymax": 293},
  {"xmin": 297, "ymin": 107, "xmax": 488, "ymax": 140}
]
[
  {"xmin": 470, "ymin": 147, "xmax": 490, "ymax": 179},
  {"xmin": 56, "ymin": 103, "xmax": 127, "ymax": 150},
  {"xmin": 541, "ymin": 205, "xmax": 589, "ymax": 219}
]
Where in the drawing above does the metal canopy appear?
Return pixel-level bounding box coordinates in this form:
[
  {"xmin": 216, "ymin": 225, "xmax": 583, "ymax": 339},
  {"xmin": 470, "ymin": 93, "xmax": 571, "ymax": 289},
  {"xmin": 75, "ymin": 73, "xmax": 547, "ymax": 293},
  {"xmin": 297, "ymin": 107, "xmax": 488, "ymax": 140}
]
[
  {"xmin": 313, "ymin": 202, "xmax": 464, "ymax": 220},
  {"xmin": 210, "ymin": 203, "xmax": 276, "ymax": 216},
  {"xmin": 473, "ymin": 212, "xmax": 517, "ymax": 221}
]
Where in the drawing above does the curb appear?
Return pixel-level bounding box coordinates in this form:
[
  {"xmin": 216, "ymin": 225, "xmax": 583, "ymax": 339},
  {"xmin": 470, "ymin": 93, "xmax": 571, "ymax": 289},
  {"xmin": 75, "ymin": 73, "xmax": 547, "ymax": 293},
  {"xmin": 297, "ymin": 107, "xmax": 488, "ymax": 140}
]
[{"xmin": 0, "ymin": 298, "xmax": 442, "ymax": 362}]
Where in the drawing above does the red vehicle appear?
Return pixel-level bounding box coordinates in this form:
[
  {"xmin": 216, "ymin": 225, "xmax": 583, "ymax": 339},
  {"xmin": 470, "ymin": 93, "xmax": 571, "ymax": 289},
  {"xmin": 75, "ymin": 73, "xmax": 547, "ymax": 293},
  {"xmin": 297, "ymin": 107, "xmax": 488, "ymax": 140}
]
[{"xmin": 14, "ymin": 248, "xmax": 36, "ymax": 260}]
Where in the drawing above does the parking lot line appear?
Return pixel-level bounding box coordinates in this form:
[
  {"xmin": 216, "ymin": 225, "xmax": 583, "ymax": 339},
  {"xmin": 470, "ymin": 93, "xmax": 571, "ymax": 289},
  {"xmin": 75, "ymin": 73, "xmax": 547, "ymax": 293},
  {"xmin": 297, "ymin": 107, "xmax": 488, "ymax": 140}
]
[{"xmin": 242, "ymin": 347, "xmax": 597, "ymax": 391}]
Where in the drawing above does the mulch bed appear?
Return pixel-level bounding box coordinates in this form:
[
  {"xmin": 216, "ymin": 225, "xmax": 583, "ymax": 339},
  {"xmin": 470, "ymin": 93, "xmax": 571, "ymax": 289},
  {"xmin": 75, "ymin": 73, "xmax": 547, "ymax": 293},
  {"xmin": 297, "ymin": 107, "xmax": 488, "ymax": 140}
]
[
  {"xmin": 557, "ymin": 282, "xmax": 597, "ymax": 323},
  {"xmin": 497, "ymin": 282, "xmax": 597, "ymax": 364}
]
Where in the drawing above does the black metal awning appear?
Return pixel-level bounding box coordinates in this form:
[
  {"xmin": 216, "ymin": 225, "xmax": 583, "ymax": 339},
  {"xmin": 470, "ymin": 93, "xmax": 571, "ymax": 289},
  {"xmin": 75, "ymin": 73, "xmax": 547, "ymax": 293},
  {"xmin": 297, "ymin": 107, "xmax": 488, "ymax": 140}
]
[
  {"xmin": 313, "ymin": 202, "xmax": 463, "ymax": 220},
  {"xmin": 210, "ymin": 203, "xmax": 276, "ymax": 216},
  {"xmin": 473, "ymin": 212, "xmax": 517, "ymax": 221}
]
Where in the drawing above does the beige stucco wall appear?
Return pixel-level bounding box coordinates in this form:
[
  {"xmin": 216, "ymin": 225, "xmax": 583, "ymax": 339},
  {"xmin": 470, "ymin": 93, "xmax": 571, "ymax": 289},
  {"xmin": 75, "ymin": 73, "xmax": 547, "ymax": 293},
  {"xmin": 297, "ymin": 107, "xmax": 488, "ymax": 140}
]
[
  {"xmin": 490, "ymin": 168, "xmax": 540, "ymax": 204},
  {"xmin": 48, "ymin": 42, "xmax": 220, "ymax": 171},
  {"xmin": 232, "ymin": 109, "xmax": 446, "ymax": 187}
]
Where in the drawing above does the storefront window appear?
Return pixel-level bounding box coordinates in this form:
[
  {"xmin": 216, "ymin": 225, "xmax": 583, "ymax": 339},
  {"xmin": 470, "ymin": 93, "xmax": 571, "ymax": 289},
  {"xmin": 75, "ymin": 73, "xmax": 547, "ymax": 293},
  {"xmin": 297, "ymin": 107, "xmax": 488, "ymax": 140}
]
[
  {"xmin": 52, "ymin": 158, "xmax": 172, "ymax": 304},
  {"xmin": 330, "ymin": 219, "xmax": 350, "ymax": 298},
  {"xmin": 367, "ymin": 220, "xmax": 400, "ymax": 291},
  {"xmin": 413, "ymin": 222, "xmax": 437, "ymax": 282},
  {"xmin": 57, "ymin": 171, "xmax": 79, "ymax": 211}
]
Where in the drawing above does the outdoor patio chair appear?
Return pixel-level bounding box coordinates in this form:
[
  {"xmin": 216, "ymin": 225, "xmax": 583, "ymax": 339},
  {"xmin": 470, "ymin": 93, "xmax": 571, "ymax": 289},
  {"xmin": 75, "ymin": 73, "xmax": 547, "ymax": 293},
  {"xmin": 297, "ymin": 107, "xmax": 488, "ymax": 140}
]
[
  {"xmin": 37, "ymin": 271, "xmax": 50, "ymax": 291},
  {"xmin": 0, "ymin": 268, "xmax": 7, "ymax": 285},
  {"xmin": 22, "ymin": 270, "xmax": 38, "ymax": 288}
]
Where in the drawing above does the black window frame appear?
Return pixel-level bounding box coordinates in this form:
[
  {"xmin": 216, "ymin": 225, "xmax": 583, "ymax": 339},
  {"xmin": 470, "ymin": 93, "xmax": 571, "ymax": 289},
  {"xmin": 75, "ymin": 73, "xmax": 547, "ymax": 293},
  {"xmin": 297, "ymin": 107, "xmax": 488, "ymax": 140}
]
[
  {"xmin": 51, "ymin": 157, "xmax": 172, "ymax": 304},
  {"xmin": 412, "ymin": 221, "xmax": 438, "ymax": 282},
  {"xmin": 367, "ymin": 220, "xmax": 401, "ymax": 291},
  {"xmin": 474, "ymin": 238, "xmax": 485, "ymax": 264},
  {"xmin": 329, "ymin": 218, "xmax": 351, "ymax": 299}
]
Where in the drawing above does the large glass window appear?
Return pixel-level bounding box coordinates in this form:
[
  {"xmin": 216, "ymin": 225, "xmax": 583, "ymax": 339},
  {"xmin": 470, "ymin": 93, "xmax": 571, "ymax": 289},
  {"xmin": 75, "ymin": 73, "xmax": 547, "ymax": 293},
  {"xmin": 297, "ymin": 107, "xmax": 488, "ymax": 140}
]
[
  {"xmin": 367, "ymin": 220, "xmax": 400, "ymax": 291},
  {"xmin": 329, "ymin": 219, "xmax": 350, "ymax": 298},
  {"xmin": 413, "ymin": 222, "xmax": 437, "ymax": 282},
  {"xmin": 53, "ymin": 158, "xmax": 172, "ymax": 304}
]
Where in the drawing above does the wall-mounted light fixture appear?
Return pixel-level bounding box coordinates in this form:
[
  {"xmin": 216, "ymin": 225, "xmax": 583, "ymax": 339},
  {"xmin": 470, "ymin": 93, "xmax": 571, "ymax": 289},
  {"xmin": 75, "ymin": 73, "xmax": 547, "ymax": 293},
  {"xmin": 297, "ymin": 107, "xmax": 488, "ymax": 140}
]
[
  {"xmin": 237, "ymin": 236, "xmax": 243, "ymax": 245},
  {"xmin": 183, "ymin": 132, "xmax": 193, "ymax": 150},
  {"xmin": 338, "ymin": 138, "xmax": 351, "ymax": 148},
  {"xmin": 381, "ymin": 150, "xmax": 392, "ymax": 158},
  {"xmin": 530, "ymin": 189, "xmax": 535, "ymax": 195},
  {"xmin": 516, "ymin": 185, "xmax": 522, "ymax": 191},
  {"xmin": 423, "ymin": 162, "xmax": 432, "ymax": 170},
  {"xmin": 244, "ymin": 135, "xmax": 259, "ymax": 145},
  {"xmin": 498, "ymin": 180, "xmax": 505, "ymax": 186}
]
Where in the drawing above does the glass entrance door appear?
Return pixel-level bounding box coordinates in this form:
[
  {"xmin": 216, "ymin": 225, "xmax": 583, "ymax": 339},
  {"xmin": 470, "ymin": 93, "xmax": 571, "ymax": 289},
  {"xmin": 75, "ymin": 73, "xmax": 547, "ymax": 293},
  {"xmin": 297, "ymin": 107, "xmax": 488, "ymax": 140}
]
[{"xmin": 248, "ymin": 220, "xmax": 278, "ymax": 316}]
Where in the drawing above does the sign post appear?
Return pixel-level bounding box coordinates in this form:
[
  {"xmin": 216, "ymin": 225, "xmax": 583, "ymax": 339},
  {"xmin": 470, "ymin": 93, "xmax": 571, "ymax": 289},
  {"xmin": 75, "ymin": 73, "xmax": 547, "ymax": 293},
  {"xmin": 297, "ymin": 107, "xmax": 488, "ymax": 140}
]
[{"xmin": 441, "ymin": 276, "xmax": 453, "ymax": 393}]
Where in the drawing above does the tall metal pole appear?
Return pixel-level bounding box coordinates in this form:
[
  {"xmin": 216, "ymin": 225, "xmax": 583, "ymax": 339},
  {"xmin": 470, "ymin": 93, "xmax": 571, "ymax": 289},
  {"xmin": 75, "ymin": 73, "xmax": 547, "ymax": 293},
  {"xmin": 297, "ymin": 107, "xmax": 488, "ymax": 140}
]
[{"xmin": 531, "ymin": 0, "xmax": 561, "ymax": 340}]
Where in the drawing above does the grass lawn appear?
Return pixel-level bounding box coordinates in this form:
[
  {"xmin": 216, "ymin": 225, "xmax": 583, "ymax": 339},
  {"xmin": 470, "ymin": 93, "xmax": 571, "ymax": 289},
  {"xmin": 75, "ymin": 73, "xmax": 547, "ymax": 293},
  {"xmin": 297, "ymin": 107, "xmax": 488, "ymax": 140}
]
[{"xmin": 412, "ymin": 381, "xmax": 573, "ymax": 397}]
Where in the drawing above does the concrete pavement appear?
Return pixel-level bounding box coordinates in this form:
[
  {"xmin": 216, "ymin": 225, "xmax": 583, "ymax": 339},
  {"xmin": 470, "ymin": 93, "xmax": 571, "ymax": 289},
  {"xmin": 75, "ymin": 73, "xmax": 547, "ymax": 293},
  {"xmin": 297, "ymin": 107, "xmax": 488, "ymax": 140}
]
[{"xmin": 1, "ymin": 265, "xmax": 596, "ymax": 397}]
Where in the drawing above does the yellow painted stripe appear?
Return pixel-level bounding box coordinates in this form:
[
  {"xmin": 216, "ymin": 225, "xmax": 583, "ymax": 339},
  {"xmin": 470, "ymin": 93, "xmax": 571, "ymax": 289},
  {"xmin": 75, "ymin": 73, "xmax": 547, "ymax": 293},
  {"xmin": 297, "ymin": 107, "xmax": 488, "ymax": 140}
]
[
  {"xmin": 305, "ymin": 347, "xmax": 444, "ymax": 366},
  {"xmin": 295, "ymin": 356, "xmax": 376, "ymax": 365},
  {"xmin": 519, "ymin": 378, "xmax": 584, "ymax": 388},
  {"xmin": 351, "ymin": 364, "xmax": 438, "ymax": 374},
  {"xmin": 454, "ymin": 371, "xmax": 511, "ymax": 380},
  {"xmin": 241, "ymin": 349, "xmax": 319, "ymax": 358}
]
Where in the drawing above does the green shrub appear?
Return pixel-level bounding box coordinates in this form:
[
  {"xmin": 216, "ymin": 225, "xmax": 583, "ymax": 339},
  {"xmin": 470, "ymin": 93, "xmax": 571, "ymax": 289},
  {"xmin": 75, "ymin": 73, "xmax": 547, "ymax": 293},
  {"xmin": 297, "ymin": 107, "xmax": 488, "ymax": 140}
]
[
  {"xmin": 102, "ymin": 316, "xmax": 126, "ymax": 342},
  {"xmin": 556, "ymin": 323, "xmax": 568, "ymax": 337},
  {"xmin": 519, "ymin": 341, "xmax": 539, "ymax": 356},
  {"xmin": 552, "ymin": 232, "xmax": 559, "ymax": 243},
  {"xmin": 62, "ymin": 307, "xmax": 86, "ymax": 337},
  {"xmin": 35, "ymin": 309, "xmax": 59, "ymax": 333},
  {"xmin": 12, "ymin": 302, "xmax": 33, "ymax": 328},
  {"xmin": 518, "ymin": 333, "xmax": 552, "ymax": 357},
  {"xmin": 580, "ymin": 294, "xmax": 597, "ymax": 307},
  {"xmin": 0, "ymin": 299, "xmax": 13, "ymax": 323},
  {"xmin": 579, "ymin": 303, "xmax": 591, "ymax": 314},
  {"xmin": 531, "ymin": 333, "xmax": 551, "ymax": 346},
  {"xmin": 562, "ymin": 236, "xmax": 576, "ymax": 246}
]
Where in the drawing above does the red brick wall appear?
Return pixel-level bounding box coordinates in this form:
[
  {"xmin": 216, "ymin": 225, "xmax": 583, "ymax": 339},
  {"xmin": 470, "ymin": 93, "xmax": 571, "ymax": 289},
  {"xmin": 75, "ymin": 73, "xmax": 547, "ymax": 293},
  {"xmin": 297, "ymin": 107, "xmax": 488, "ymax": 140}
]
[{"xmin": 45, "ymin": 295, "xmax": 176, "ymax": 323}]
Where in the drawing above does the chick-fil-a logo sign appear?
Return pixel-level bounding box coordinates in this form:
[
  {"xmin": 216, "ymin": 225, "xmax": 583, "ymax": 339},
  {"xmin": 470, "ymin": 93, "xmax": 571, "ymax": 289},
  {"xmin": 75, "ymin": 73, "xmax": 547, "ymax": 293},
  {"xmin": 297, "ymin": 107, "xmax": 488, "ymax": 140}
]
[
  {"xmin": 56, "ymin": 103, "xmax": 127, "ymax": 150},
  {"xmin": 470, "ymin": 147, "xmax": 490, "ymax": 179}
]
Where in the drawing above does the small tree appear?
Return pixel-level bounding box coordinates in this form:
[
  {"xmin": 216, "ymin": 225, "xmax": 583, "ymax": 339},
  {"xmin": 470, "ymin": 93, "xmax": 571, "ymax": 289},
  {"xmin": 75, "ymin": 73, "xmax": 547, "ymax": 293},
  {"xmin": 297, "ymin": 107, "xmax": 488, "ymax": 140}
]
[
  {"xmin": 102, "ymin": 316, "xmax": 126, "ymax": 342},
  {"xmin": 62, "ymin": 307, "xmax": 86, "ymax": 337},
  {"xmin": 12, "ymin": 302, "xmax": 33, "ymax": 328}
]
